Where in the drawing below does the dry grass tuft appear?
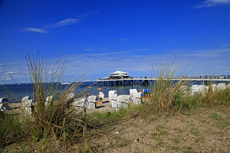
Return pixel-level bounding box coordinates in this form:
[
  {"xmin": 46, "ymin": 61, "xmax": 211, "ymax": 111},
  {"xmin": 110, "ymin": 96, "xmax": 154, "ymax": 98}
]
[
  {"xmin": 25, "ymin": 52, "xmax": 88, "ymax": 141},
  {"xmin": 148, "ymin": 56, "xmax": 191, "ymax": 112}
]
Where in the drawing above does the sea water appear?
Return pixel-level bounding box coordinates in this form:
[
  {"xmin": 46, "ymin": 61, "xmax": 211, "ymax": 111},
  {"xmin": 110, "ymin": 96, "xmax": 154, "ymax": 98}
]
[{"xmin": 0, "ymin": 82, "xmax": 142, "ymax": 102}]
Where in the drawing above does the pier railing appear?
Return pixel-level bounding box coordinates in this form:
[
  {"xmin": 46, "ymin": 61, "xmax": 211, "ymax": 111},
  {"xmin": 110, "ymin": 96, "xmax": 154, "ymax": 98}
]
[
  {"xmin": 97, "ymin": 76, "xmax": 230, "ymax": 86},
  {"xmin": 97, "ymin": 77, "xmax": 230, "ymax": 82}
]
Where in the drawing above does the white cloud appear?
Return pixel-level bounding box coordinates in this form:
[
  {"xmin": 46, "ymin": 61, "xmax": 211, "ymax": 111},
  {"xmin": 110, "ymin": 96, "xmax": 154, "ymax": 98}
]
[
  {"xmin": 119, "ymin": 38, "xmax": 129, "ymax": 41},
  {"xmin": 222, "ymin": 44, "xmax": 230, "ymax": 46},
  {"xmin": 5, "ymin": 78, "xmax": 11, "ymax": 80},
  {"xmin": 130, "ymin": 49, "xmax": 150, "ymax": 51},
  {"xmin": 24, "ymin": 28, "xmax": 47, "ymax": 33},
  {"xmin": 7, "ymin": 71, "xmax": 18, "ymax": 74},
  {"xmin": 44, "ymin": 18, "xmax": 79, "ymax": 28},
  {"xmin": 194, "ymin": 0, "xmax": 230, "ymax": 8},
  {"xmin": 24, "ymin": 18, "xmax": 78, "ymax": 33},
  {"xmin": 23, "ymin": 10, "xmax": 101, "ymax": 34},
  {"xmin": 84, "ymin": 49, "xmax": 91, "ymax": 51},
  {"xmin": 55, "ymin": 18, "xmax": 78, "ymax": 27}
]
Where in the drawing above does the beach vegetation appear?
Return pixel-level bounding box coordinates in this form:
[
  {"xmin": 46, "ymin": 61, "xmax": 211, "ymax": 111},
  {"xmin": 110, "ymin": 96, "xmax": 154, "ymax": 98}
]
[
  {"xmin": 141, "ymin": 56, "xmax": 192, "ymax": 114},
  {"xmin": 0, "ymin": 52, "xmax": 89, "ymax": 148},
  {"xmin": 0, "ymin": 111, "xmax": 24, "ymax": 148},
  {"xmin": 25, "ymin": 52, "xmax": 89, "ymax": 142},
  {"xmin": 1, "ymin": 53, "xmax": 230, "ymax": 152}
]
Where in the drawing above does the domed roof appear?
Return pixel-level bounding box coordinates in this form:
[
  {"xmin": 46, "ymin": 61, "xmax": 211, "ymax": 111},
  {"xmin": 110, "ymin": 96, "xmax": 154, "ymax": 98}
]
[{"xmin": 110, "ymin": 71, "xmax": 127, "ymax": 75}]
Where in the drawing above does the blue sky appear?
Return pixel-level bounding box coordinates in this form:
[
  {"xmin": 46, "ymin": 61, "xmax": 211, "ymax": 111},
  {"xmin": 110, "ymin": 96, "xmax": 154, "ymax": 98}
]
[{"xmin": 0, "ymin": 0, "xmax": 230, "ymax": 83}]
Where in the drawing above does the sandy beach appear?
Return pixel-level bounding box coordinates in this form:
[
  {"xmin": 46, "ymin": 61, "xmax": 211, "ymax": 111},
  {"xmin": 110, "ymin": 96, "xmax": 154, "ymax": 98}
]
[
  {"xmin": 87, "ymin": 97, "xmax": 117, "ymax": 113},
  {"xmin": 6, "ymin": 97, "xmax": 118, "ymax": 115}
]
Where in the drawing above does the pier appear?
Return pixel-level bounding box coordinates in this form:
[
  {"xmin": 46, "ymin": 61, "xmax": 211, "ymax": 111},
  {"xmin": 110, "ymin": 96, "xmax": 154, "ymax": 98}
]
[
  {"xmin": 97, "ymin": 71, "xmax": 230, "ymax": 86},
  {"xmin": 96, "ymin": 77, "xmax": 230, "ymax": 86}
]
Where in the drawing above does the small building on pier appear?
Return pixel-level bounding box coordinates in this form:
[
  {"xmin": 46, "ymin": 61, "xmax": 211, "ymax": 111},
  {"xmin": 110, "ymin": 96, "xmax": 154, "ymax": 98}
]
[
  {"xmin": 97, "ymin": 71, "xmax": 150, "ymax": 86},
  {"xmin": 108, "ymin": 71, "xmax": 130, "ymax": 79}
]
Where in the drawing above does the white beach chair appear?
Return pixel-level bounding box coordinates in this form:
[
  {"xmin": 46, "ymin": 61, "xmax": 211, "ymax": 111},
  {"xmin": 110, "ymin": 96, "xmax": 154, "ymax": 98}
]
[
  {"xmin": 210, "ymin": 84, "xmax": 217, "ymax": 92},
  {"xmin": 109, "ymin": 90, "xmax": 117, "ymax": 101},
  {"xmin": 87, "ymin": 95, "xmax": 96, "ymax": 103},
  {"xmin": 198, "ymin": 85, "xmax": 208, "ymax": 94},
  {"xmin": 45, "ymin": 96, "xmax": 53, "ymax": 107},
  {"xmin": 110, "ymin": 94, "xmax": 117, "ymax": 108},
  {"xmin": 73, "ymin": 98, "xmax": 85, "ymax": 112},
  {"xmin": 87, "ymin": 95, "xmax": 97, "ymax": 110},
  {"xmin": 21, "ymin": 96, "xmax": 33, "ymax": 115},
  {"xmin": 98, "ymin": 92, "xmax": 104, "ymax": 99},
  {"xmin": 129, "ymin": 89, "xmax": 137, "ymax": 98},
  {"xmin": 116, "ymin": 95, "xmax": 124, "ymax": 103},
  {"xmin": 116, "ymin": 95, "xmax": 129, "ymax": 111},
  {"xmin": 22, "ymin": 96, "xmax": 30, "ymax": 104},
  {"xmin": 133, "ymin": 92, "xmax": 142, "ymax": 105},
  {"xmin": 217, "ymin": 83, "xmax": 226, "ymax": 90},
  {"xmin": 22, "ymin": 96, "xmax": 33, "ymax": 107},
  {"xmin": 189, "ymin": 84, "xmax": 200, "ymax": 96}
]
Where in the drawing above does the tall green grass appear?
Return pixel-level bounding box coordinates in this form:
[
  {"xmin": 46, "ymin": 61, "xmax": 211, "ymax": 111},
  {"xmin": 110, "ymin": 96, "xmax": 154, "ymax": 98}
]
[
  {"xmin": 0, "ymin": 111, "xmax": 24, "ymax": 148},
  {"xmin": 25, "ymin": 53, "xmax": 89, "ymax": 141},
  {"xmin": 141, "ymin": 57, "xmax": 230, "ymax": 114},
  {"xmin": 147, "ymin": 56, "xmax": 192, "ymax": 113},
  {"xmin": 0, "ymin": 52, "xmax": 89, "ymax": 148}
]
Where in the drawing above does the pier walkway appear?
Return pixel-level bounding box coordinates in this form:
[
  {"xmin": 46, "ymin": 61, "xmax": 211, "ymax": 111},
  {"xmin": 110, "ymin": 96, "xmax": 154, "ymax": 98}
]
[{"xmin": 97, "ymin": 77, "xmax": 230, "ymax": 86}]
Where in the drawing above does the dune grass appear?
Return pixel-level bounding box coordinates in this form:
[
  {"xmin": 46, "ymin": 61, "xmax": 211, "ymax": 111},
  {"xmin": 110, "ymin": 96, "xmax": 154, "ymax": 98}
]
[
  {"xmin": 0, "ymin": 52, "xmax": 89, "ymax": 148},
  {"xmin": 25, "ymin": 52, "xmax": 92, "ymax": 142},
  {"xmin": 146, "ymin": 56, "xmax": 192, "ymax": 113},
  {"xmin": 0, "ymin": 111, "xmax": 24, "ymax": 148}
]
